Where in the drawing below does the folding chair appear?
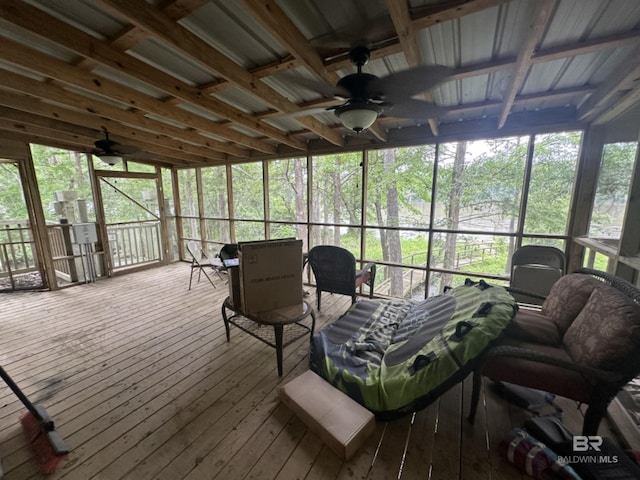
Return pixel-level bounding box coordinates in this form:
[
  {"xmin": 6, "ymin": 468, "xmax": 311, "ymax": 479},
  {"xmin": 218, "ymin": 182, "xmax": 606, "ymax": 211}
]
[
  {"xmin": 510, "ymin": 245, "xmax": 566, "ymax": 305},
  {"xmin": 186, "ymin": 240, "xmax": 224, "ymax": 290}
]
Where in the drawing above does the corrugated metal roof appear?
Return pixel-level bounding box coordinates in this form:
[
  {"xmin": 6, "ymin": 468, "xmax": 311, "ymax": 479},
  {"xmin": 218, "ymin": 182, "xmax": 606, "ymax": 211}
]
[{"xmin": 0, "ymin": 0, "xmax": 638, "ymax": 166}]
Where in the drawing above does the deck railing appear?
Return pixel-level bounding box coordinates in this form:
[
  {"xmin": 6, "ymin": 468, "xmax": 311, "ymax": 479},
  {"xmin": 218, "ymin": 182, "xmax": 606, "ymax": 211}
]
[
  {"xmin": 2, "ymin": 219, "xmax": 163, "ymax": 289},
  {"xmin": 107, "ymin": 220, "xmax": 162, "ymax": 269},
  {"xmin": 0, "ymin": 221, "xmax": 37, "ymax": 274}
]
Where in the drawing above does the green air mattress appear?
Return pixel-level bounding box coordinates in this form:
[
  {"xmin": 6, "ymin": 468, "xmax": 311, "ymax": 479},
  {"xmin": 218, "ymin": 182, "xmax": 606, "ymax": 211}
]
[{"xmin": 309, "ymin": 279, "xmax": 517, "ymax": 419}]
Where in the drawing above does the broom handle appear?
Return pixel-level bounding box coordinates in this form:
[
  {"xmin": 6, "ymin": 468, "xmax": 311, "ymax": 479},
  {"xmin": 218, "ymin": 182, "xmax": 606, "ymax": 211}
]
[{"xmin": 0, "ymin": 366, "xmax": 41, "ymax": 420}]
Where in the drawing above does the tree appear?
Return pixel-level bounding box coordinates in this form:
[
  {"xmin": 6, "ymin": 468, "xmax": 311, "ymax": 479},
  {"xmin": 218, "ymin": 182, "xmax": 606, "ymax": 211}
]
[
  {"xmin": 590, "ymin": 142, "xmax": 637, "ymax": 235},
  {"xmin": 383, "ymin": 148, "xmax": 403, "ymax": 295},
  {"xmin": 0, "ymin": 162, "xmax": 26, "ymax": 221},
  {"xmin": 441, "ymin": 141, "xmax": 466, "ymax": 290}
]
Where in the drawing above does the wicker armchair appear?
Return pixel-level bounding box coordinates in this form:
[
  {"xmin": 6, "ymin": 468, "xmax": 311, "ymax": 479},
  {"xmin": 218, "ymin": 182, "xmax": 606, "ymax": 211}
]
[
  {"xmin": 468, "ymin": 268, "xmax": 640, "ymax": 435},
  {"xmin": 307, "ymin": 245, "xmax": 376, "ymax": 310}
]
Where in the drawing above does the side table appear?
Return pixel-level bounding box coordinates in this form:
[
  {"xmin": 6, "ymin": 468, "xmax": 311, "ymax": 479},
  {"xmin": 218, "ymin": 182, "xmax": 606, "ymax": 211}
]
[{"xmin": 221, "ymin": 298, "xmax": 316, "ymax": 376}]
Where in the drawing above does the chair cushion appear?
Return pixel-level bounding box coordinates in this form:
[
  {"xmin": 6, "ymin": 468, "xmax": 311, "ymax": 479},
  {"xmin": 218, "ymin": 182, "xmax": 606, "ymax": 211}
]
[
  {"xmin": 564, "ymin": 285, "xmax": 640, "ymax": 371},
  {"xmin": 503, "ymin": 309, "xmax": 562, "ymax": 345},
  {"xmin": 541, "ymin": 274, "xmax": 602, "ymax": 334},
  {"xmin": 483, "ymin": 337, "xmax": 594, "ymax": 403}
]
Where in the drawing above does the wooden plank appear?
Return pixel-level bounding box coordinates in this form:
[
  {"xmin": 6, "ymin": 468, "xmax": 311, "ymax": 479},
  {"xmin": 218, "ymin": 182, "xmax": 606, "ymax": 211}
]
[
  {"xmin": 303, "ymin": 443, "xmax": 344, "ymax": 480},
  {"xmin": 367, "ymin": 415, "xmax": 413, "ymax": 480},
  {"xmin": 460, "ymin": 376, "xmax": 492, "ymax": 480},
  {"xmin": 482, "ymin": 379, "xmax": 525, "ymax": 480},
  {"xmin": 429, "ymin": 385, "xmax": 462, "ymax": 479},
  {"xmin": 0, "ymin": 263, "xmax": 633, "ymax": 480},
  {"xmin": 397, "ymin": 404, "xmax": 438, "ymax": 479},
  {"xmin": 334, "ymin": 422, "xmax": 386, "ymax": 480}
]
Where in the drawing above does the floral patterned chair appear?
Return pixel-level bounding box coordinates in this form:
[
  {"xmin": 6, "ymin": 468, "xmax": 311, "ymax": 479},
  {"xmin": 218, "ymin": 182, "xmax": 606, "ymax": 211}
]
[{"xmin": 468, "ymin": 268, "xmax": 640, "ymax": 435}]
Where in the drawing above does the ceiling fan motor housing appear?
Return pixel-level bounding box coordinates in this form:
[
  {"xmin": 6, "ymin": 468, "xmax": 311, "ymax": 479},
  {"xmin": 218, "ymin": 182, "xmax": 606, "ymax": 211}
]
[
  {"xmin": 336, "ymin": 72, "xmax": 379, "ymax": 102},
  {"xmin": 349, "ymin": 45, "xmax": 371, "ymax": 67}
]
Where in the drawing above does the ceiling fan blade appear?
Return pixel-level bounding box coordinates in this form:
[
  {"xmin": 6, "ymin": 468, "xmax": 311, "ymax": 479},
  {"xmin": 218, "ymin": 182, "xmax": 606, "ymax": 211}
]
[
  {"xmin": 291, "ymin": 77, "xmax": 350, "ymax": 99},
  {"xmin": 311, "ymin": 14, "xmax": 395, "ymax": 50},
  {"xmin": 384, "ymin": 99, "xmax": 443, "ymax": 120},
  {"xmin": 114, "ymin": 144, "xmax": 139, "ymax": 154},
  {"xmin": 370, "ymin": 65, "xmax": 455, "ymax": 101},
  {"xmin": 280, "ymin": 105, "xmax": 338, "ymax": 119},
  {"xmin": 93, "ymin": 140, "xmax": 138, "ymax": 155}
]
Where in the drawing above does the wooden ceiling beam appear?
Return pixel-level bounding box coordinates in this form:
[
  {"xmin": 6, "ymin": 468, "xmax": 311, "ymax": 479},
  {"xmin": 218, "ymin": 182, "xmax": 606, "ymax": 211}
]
[
  {"xmin": 0, "ymin": 71, "xmax": 246, "ymax": 160},
  {"xmin": 106, "ymin": 0, "xmax": 208, "ymax": 52},
  {"xmin": 238, "ymin": 0, "xmax": 334, "ymax": 86},
  {"xmin": 0, "ymin": 1, "xmax": 301, "ymax": 152},
  {"xmin": 577, "ymin": 48, "xmax": 640, "ymax": 123},
  {"xmin": 0, "ymin": 125, "xmax": 190, "ymax": 168},
  {"xmin": 497, "ymin": 0, "xmax": 558, "ymax": 128},
  {"xmin": 532, "ymin": 30, "xmax": 640, "ymax": 64},
  {"xmin": 97, "ymin": 0, "xmax": 345, "ymax": 147},
  {"xmin": 0, "ymin": 37, "xmax": 276, "ymax": 155},
  {"xmin": 385, "ymin": 0, "xmax": 440, "ymax": 136},
  {"xmin": 441, "ymin": 85, "xmax": 596, "ymax": 118},
  {"xmin": 0, "ymin": 115, "xmax": 97, "ymax": 146},
  {"xmin": 593, "ymin": 84, "xmax": 640, "ymax": 125},
  {"xmin": 239, "ymin": 0, "xmax": 387, "ymax": 142},
  {"xmin": 0, "ymin": 94, "xmax": 225, "ymax": 162},
  {"xmin": 411, "ymin": 0, "xmax": 511, "ymax": 30},
  {"xmin": 200, "ymin": 56, "xmax": 302, "ymax": 95},
  {"xmin": 325, "ymin": 22, "xmax": 640, "ymax": 81}
]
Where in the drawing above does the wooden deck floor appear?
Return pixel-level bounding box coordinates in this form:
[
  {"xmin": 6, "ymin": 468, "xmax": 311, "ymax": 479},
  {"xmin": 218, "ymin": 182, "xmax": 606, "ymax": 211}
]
[{"xmin": 0, "ymin": 262, "xmax": 616, "ymax": 480}]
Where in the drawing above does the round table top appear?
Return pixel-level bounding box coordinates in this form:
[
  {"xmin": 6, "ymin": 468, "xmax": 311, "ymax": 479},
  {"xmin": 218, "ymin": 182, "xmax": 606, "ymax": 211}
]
[{"xmin": 223, "ymin": 297, "xmax": 313, "ymax": 325}]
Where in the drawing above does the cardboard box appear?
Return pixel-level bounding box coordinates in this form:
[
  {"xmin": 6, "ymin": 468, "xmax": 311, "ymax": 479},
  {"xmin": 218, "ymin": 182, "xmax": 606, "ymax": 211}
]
[
  {"xmin": 239, "ymin": 238, "xmax": 302, "ymax": 314},
  {"xmin": 279, "ymin": 370, "xmax": 376, "ymax": 460}
]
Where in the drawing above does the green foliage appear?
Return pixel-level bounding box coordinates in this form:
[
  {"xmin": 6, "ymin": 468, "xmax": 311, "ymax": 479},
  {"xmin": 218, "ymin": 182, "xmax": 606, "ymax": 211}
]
[
  {"xmin": 0, "ymin": 162, "xmax": 26, "ymax": 220},
  {"xmin": 232, "ymin": 163, "xmax": 264, "ymax": 220},
  {"xmin": 202, "ymin": 165, "xmax": 228, "ymax": 218},
  {"xmin": 367, "ymin": 146, "xmax": 435, "ymax": 227},
  {"xmin": 30, "ymin": 145, "xmax": 94, "ymax": 222},
  {"xmin": 8, "ymin": 131, "xmax": 634, "ymax": 292},
  {"xmin": 525, "ymin": 132, "xmax": 582, "ymax": 235},
  {"xmin": 268, "ymin": 158, "xmax": 307, "ymax": 222},
  {"xmin": 590, "ymin": 142, "xmax": 637, "ymax": 236}
]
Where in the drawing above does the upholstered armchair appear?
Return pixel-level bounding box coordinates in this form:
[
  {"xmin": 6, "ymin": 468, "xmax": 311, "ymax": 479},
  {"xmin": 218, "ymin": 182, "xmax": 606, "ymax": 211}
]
[{"xmin": 468, "ymin": 268, "xmax": 640, "ymax": 435}]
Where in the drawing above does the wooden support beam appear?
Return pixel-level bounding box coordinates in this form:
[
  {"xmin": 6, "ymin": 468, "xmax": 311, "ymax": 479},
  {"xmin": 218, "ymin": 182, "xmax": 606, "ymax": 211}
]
[
  {"xmin": 97, "ymin": 0, "xmax": 345, "ymax": 147},
  {"xmin": 498, "ymin": 0, "xmax": 558, "ymax": 128}
]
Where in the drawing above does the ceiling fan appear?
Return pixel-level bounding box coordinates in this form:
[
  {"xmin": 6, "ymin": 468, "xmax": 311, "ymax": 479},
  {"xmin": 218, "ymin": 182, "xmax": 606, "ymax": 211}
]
[
  {"xmin": 297, "ymin": 45, "xmax": 454, "ymax": 132},
  {"xmin": 91, "ymin": 129, "xmax": 138, "ymax": 165}
]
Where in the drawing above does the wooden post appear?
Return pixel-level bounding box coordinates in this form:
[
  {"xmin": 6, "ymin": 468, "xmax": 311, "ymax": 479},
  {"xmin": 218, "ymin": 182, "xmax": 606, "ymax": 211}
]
[
  {"xmin": 615, "ymin": 127, "xmax": 640, "ymax": 283},
  {"xmin": 17, "ymin": 143, "xmax": 58, "ymax": 289},
  {"xmin": 156, "ymin": 167, "xmax": 170, "ymax": 265},
  {"xmin": 60, "ymin": 219, "xmax": 79, "ymax": 282},
  {"xmin": 89, "ymin": 155, "xmax": 112, "ymax": 277},
  {"xmin": 226, "ymin": 164, "xmax": 235, "ymax": 243},
  {"xmin": 567, "ymin": 126, "xmax": 605, "ymax": 273},
  {"xmin": 263, "ymin": 160, "xmax": 270, "ymax": 240},
  {"xmin": 172, "ymin": 168, "xmax": 184, "ymax": 260}
]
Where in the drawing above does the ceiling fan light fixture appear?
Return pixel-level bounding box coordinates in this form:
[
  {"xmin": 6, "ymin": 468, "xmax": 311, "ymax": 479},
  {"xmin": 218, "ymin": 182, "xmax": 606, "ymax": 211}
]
[
  {"xmin": 99, "ymin": 154, "xmax": 123, "ymax": 166},
  {"xmin": 335, "ymin": 103, "xmax": 381, "ymax": 133}
]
